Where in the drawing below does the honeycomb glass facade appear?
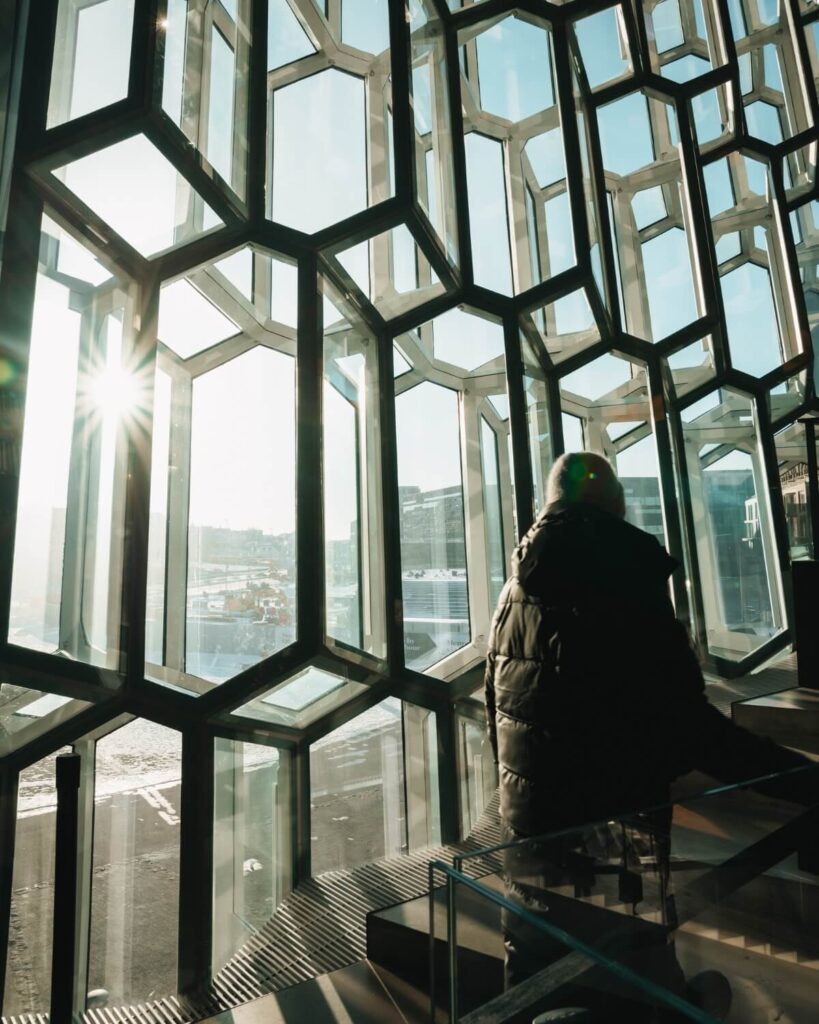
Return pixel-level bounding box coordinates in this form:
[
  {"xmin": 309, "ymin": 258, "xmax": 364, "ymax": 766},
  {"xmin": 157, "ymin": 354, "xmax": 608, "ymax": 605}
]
[{"xmin": 0, "ymin": 0, "xmax": 817, "ymax": 1013}]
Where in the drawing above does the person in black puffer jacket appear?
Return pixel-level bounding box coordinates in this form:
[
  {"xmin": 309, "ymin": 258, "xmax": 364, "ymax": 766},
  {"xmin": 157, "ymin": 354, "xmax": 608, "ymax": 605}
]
[
  {"xmin": 486, "ymin": 452, "xmax": 816, "ymax": 1016},
  {"xmin": 486, "ymin": 450, "xmax": 813, "ymax": 838}
]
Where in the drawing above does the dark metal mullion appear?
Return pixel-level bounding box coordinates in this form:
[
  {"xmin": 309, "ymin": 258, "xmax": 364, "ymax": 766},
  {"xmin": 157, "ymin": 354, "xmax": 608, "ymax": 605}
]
[
  {"xmin": 0, "ymin": 763, "xmax": 17, "ymax": 1008},
  {"xmin": 503, "ymin": 317, "xmax": 535, "ymax": 538},
  {"xmin": 246, "ymin": 0, "xmax": 269, "ymax": 225},
  {"xmin": 675, "ymin": 93, "xmax": 728, "ymax": 375},
  {"xmin": 0, "ymin": 173, "xmax": 45, "ymax": 644},
  {"xmin": 443, "ymin": 12, "xmax": 475, "ymax": 287},
  {"xmin": 296, "ymin": 253, "xmax": 325, "ymax": 648},
  {"xmin": 576, "ymin": 68, "xmax": 624, "ymax": 333},
  {"xmin": 665, "ymin": 392, "xmax": 711, "ymax": 661},
  {"xmin": 120, "ymin": 277, "xmax": 160, "ymax": 690},
  {"xmin": 647, "ymin": 358, "xmax": 693, "ymax": 623},
  {"xmin": 388, "ymin": 0, "xmax": 415, "ymax": 206},
  {"xmin": 376, "ymin": 328, "xmax": 405, "ymax": 681},
  {"xmin": 177, "ymin": 725, "xmax": 215, "ymax": 997},
  {"xmin": 436, "ymin": 702, "xmax": 461, "ymax": 844},
  {"xmin": 551, "ymin": 22, "xmax": 593, "ymax": 273}
]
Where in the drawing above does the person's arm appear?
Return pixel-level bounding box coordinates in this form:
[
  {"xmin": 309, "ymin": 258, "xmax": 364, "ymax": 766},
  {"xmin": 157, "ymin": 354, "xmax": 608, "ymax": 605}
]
[{"xmin": 657, "ymin": 616, "xmax": 815, "ymax": 804}]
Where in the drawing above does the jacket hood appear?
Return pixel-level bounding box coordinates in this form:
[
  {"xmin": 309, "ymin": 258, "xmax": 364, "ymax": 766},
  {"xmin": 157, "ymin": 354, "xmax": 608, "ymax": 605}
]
[{"xmin": 512, "ymin": 501, "xmax": 678, "ymax": 592}]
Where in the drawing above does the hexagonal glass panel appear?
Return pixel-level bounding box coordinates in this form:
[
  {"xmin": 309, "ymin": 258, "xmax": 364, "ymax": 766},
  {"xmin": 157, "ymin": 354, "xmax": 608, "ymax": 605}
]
[
  {"xmin": 310, "ymin": 697, "xmax": 441, "ymax": 873},
  {"xmin": 459, "ymin": 15, "xmax": 572, "ymax": 295},
  {"xmin": 560, "ymin": 354, "xmax": 665, "ymax": 543},
  {"xmin": 774, "ymin": 419, "xmax": 819, "ymax": 561},
  {"xmin": 731, "ymin": 16, "xmax": 813, "ymax": 149},
  {"xmin": 574, "ymin": 7, "xmax": 632, "ymax": 90},
  {"xmin": 395, "ymin": 309, "xmax": 517, "ymax": 677},
  {"xmin": 678, "ymin": 389, "xmax": 785, "ymax": 659},
  {"xmin": 52, "ymin": 135, "xmax": 223, "ymax": 257},
  {"xmin": 333, "ymin": 225, "xmax": 446, "ymax": 320},
  {"xmin": 48, "ymin": 0, "xmax": 136, "ymax": 127},
  {"xmin": 0, "ymin": 684, "xmax": 91, "ymax": 756},
  {"xmin": 705, "ymin": 154, "xmax": 801, "ymax": 377},
  {"xmin": 160, "ymin": 0, "xmax": 251, "ymax": 196},
  {"xmin": 665, "ymin": 337, "xmax": 717, "ymax": 399},
  {"xmin": 88, "ymin": 719, "xmax": 182, "ymax": 1003},
  {"xmin": 323, "ymin": 283, "xmax": 387, "ymax": 658},
  {"xmin": 768, "ymin": 372, "xmax": 808, "ymax": 423},
  {"xmin": 526, "ymin": 288, "xmax": 600, "ymax": 367},
  {"xmin": 597, "ymin": 91, "xmax": 702, "ymax": 342},
  {"xmin": 147, "ymin": 250, "xmax": 298, "ymax": 692},
  {"xmin": 213, "ymin": 739, "xmax": 291, "ymax": 970},
  {"xmin": 268, "ymin": 0, "xmax": 395, "ymax": 234},
  {"xmin": 8, "ymin": 215, "xmax": 138, "ymax": 667},
  {"xmin": 2, "ymin": 748, "xmax": 71, "ymax": 1016},
  {"xmin": 232, "ymin": 665, "xmax": 368, "ymax": 729}
]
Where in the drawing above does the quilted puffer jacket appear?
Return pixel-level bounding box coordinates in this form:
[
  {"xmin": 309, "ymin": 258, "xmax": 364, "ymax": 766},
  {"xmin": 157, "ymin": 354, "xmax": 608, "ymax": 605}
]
[{"xmin": 485, "ymin": 501, "xmax": 812, "ymax": 837}]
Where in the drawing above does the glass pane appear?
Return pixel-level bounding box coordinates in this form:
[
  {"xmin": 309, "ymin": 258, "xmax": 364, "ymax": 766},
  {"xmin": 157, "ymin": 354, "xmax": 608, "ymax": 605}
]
[
  {"xmin": 2, "ymin": 751, "xmax": 69, "ymax": 1015},
  {"xmin": 395, "ymin": 309, "xmax": 513, "ymax": 678},
  {"xmin": 525, "ymin": 287, "xmax": 600, "ymax": 364},
  {"xmin": 457, "ymin": 714, "xmax": 497, "ymax": 837},
  {"xmin": 232, "ymin": 664, "xmax": 368, "ymax": 728},
  {"xmin": 186, "ymin": 348, "xmax": 296, "ymax": 684},
  {"xmin": 0, "ymin": 685, "xmax": 90, "ymax": 756},
  {"xmin": 53, "ymin": 135, "xmax": 223, "ymax": 257},
  {"xmin": 48, "ymin": 0, "xmax": 135, "ymax": 127},
  {"xmin": 397, "ymin": 380, "xmax": 469, "ymax": 672},
  {"xmin": 774, "ymin": 420, "xmax": 818, "ymax": 562},
  {"xmin": 574, "ymin": 7, "xmax": 631, "ymax": 89},
  {"xmin": 9, "ymin": 217, "xmax": 135, "ymax": 667},
  {"xmin": 460, "ymin": 16, "xmax": 568, "ymax": 294},
  {"xmin": 334, "ymin": 224, "xmax": 446, "ymax": 320},
  {"xmin": 213, "ymin": 739, "xmax": 289, "ymax": 971},
  {"xmin": 679, "ymin": 390, "xmax": 785, "ymax": 658},
  {"xmin": 268, "ymin": 0, "xmax": 394, "ymax": 232},
  {"xmin": 323, "ymin": 285, "xmax": 386, "ymax": 657},
  {"xmin": 666, "ymin": 338, "xmax": 717, "ymax": 398},
  {"xmin": 88, "ymin": 720, "xmax": 181, "ymax": 1003},
  {"xmin": 148, "ymin": 249, "xmax": 298, "ymax": 693},
  {"xmin": 598, "ymin": 91, "xmax": 702, "ymax": 342},
  {"xmin": 310, "ymin": 698, "xmax": 406, "ymax": 873},
  {"xmin": 706, "ymin": 155, "xmax": 799, "ymax": 376},
  {"xmin": 159, "ymin": 0, "xmax": 250, "ymax": 197}
]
